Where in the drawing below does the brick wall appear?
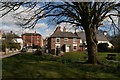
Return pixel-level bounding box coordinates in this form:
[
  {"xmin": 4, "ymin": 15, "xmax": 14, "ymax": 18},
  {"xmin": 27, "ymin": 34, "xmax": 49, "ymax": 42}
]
[
  {"xmin": 22, "ymin": 35, "xmax": 42, "ymax": 47},
  {"xmin": 49, "ymin": 37, "xmax": 81, "ymax": 52}
]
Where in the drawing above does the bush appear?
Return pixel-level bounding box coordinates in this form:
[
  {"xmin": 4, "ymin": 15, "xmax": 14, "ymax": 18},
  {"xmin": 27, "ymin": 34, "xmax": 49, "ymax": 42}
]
[
  {"xmin": 51, "ymin": 49, "xmax": 55, "ymax": 55},
  {"xmin": 98, "ymin": 43, "xmax": 109, "ymax": 52},
  {"xmin": 2, "ymin": 43, "xmax": 21, "ymax": 51},
  {"xmin": 34, "ymin": 49, "xmax": 42, "ymax": 55}
]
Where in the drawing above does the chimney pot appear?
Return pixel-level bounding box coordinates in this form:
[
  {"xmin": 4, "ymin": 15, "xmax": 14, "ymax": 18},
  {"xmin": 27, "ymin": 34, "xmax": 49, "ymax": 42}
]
[
  {"xmin": 34, "ymin": 31, "xmax": 36, "ymax": 34},
  {"xmin": 55, "ymin": 26, "xmax": 61, "ymax": 32},
  {"xmin": 63, "ymin": 27, "xmax": 66, "ymax": 32}
]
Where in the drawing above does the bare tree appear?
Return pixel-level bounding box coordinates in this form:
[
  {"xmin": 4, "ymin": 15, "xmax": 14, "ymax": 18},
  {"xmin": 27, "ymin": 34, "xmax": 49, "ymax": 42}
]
[
  {"xmin": 110, "ymin": 32, "xmax": 120, "ymax": 53},
  {"xmin": 0, "ymin": 2, "xmax": 120, "ymax": 64}
]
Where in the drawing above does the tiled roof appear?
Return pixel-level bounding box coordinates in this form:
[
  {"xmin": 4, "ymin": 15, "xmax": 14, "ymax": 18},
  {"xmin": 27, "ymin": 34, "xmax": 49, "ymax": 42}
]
[
  {"xmin": 21, "ymin": 33, "xmax": 41, "ymax": 36},
  {"xmin": 2, "ymin": 33, "xmax": 20, "ymax": 38},
  {"xmin": 50, "ymin": 32, "xmax": 79, "ymax": 38},
  {"xmin": 76, "ymin": 31, "xmax": 108, "ymax": 41}
]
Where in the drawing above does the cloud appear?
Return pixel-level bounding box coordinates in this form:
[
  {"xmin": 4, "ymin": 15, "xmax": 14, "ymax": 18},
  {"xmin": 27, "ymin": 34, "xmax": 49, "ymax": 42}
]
[
  {"xmin": 35, "ymin": 23, "xmax": 48, "ymax": 29},
  {"xmin": 0, "ymin": 22, "xmax": 49, "ymax": 37},
  {"xmin": 0, "ymin": 5, "xmax": 42, "ymax": 25},
  {"xmin": 0, "ymin": 26, "xmax": 21, "ymax": 32},
  {"xmin": 102, "ymin": 11, "xmax": 118, "ymax": 26},
  {"xmin": 58, "ymin": 23, "xmax": 75, "ymax": 33},
  {"xmin": 0, "ymin": 25, "xmax": 23, "ymax": 36},
  {"xmin": 45, "ymin": 28, "xmax": 54, "ymax": 35}
]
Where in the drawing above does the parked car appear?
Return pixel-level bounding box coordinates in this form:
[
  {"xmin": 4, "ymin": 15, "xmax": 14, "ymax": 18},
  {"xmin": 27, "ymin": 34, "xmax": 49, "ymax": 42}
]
[{"xmin": 21, "ymin": 48, "xmax": 28, "ymax": 52}]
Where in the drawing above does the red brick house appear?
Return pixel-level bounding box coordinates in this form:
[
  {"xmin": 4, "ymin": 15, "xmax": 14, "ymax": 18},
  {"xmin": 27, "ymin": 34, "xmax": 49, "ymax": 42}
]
[
  {"xmin": 48, "ymin": 26, "xmax": 81, "ymax": 53},
  {"xmin": 21, "ymin": 31, "xmax": 43, "ymax": 48}
]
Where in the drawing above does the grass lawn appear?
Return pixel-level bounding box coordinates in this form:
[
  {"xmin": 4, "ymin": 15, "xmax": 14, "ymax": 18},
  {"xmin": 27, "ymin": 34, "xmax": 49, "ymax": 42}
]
[{"xmin": 2, "ymin": 52, "xmax": 120, "ymax": 79}]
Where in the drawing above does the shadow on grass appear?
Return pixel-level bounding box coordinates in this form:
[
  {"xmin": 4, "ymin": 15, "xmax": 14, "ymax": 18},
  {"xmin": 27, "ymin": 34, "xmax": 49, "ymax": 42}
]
[{"xmin": 2, "ymin": 52, "xmax": 120, "ymax": 78}]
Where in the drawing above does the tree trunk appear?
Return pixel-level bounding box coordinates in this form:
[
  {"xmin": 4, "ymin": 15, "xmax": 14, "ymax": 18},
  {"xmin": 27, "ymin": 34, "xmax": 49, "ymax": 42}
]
[{"xmin": 84, "ymin": 26, "xmax": 98, "ymax": 64}]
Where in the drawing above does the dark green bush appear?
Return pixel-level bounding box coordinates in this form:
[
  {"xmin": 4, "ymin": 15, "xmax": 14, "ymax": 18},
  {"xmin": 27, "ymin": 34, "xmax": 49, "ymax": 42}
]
[
  {"xmin": 34, "ymin": 49, "xmax": 42, "ymax": 55},
  {"xmin": 98, "ymin": 43, "xmax": 109, "ymax": 52},
  {"xmin": 2, "ymin": 43, "xmax": 21, "ymax": 51},
  {"xmin": 51, "ymin": 49, "xmax": 55, "ymax": 55}
]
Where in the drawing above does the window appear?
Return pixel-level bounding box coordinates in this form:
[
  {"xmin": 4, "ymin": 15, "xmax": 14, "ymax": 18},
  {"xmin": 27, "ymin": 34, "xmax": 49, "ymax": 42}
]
[
  {"xmin": 56, "ymin": 38, "xmax": 60, "ymax": 43},
  {"xmin": 64, "ymin": 38, "xmax": 68, "ymax": 41},
  {"xmin": 31, "ymin": 35, "xmax": 33, "ymax": 42},
  {"xmin": 37, "ymin": 37, "xmax": 39, "ymax": 40},
  {"xmin": 80, "ymin": 40, "xmax": 82, "ymax": 43},
  {"xmin": 73, "ymin": 46, "xmax": 77, "ymax": 49},
  {"xmin": 73, "ymin": 38, "xmax": 77, "ymax": 43}
]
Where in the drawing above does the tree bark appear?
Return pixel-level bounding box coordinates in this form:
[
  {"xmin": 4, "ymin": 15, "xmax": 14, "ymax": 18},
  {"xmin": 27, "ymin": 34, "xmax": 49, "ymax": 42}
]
[{"xmin": 84, "ymin": 26, "xmax": 98, "ymax": 64}]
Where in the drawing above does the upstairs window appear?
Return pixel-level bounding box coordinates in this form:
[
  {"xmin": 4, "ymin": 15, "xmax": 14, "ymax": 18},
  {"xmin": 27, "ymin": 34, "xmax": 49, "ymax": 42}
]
[
  {"xmin": 73, "ymin": 38, "xmax": 77, "ymax": 43},
  {"xmin": 64, "ymin": 38, "xmax": 68, "ymax": 41},
  {"xmin": 37, "ymin": 37, "xmax": 39, "ymax": 40},
  {"xmin": 73, "ymin": 46, "xmax": 77, "ymax": 49},
  {"xmin": 56, "ymin": 38, "xmax": 60, "ymax": 43}
]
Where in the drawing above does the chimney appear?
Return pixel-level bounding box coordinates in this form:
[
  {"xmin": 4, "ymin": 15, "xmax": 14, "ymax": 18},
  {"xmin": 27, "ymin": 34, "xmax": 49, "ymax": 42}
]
[
  {"xmin": 34, "ymin": 31, "xmax": 36, "ymax": 34},
  {"xmin": 10, "ymin": 31, "xmax": 13, "ymax": 34},
  {"xmin": 63, "ymin": 27, "xmax": 66, "ymax": 32},
  {"xmin": 0, "ymin": 30, "xmax": 3, "ymax": 38},
  {"xmin": 55, "ymin": 26, "xmax": 61, "ymax": 32}
]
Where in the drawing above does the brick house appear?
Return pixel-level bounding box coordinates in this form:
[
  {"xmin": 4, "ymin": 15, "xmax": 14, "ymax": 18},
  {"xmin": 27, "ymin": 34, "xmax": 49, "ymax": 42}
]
[
  {"xmin": 21, "ymin": 31, "xmax": 43, "ymax": 48},
  {"xmin": 48, "ymin": 26, "xmax": 80, "ymax": 53}
]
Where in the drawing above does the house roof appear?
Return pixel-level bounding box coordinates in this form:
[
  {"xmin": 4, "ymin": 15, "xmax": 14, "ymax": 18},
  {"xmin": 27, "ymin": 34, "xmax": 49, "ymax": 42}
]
[
  {"xmin": 50, "ymin": 32, "xmax": 79, "ymax": 38},
  {"xmin": 76, "ymin": 31, "xmax": 108, "ymax": 41},
  {"xmin": 21, "ymin": 33, "xmax": 41, "ymax": 36},
  {"xmin": 2, "ymin": 33, "xmax": 21, "ymax": 38}
]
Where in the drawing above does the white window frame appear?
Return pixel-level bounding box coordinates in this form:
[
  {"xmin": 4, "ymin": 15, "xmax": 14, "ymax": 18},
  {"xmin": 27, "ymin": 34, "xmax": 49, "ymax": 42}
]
[
  {"xmin": 56, "ymin": 38, "xmax": 60, "ymax": 43},
  {"xmin": 56, "ymin": 44, "xmax": 60, "ymax": 48},
  {"xmin": 37, "ymin": 37, "xmax": 39, "ymax": 40},
  {"xmin": 73, "ymin": 38, "xmax": 77, "ymax": 43},
  {"xmin": 73, "ymin": 46, "xmax": 77, "ymax": 50},
  {"xmin": 64, "ymin": 38, "xmax": 68, "ymax": 41}
]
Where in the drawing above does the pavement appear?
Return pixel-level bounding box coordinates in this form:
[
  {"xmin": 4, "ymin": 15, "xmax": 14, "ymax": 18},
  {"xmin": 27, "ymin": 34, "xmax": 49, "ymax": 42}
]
[{"xmin": 0, "ymin": 51, "xmax": 20, "ymax": 59}]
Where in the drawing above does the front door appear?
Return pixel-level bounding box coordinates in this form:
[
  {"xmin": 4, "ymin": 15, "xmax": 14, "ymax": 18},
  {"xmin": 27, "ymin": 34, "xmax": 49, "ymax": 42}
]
[{"xmin": 66, "ymin": 45, "xmax": 70, "ymax": 52}]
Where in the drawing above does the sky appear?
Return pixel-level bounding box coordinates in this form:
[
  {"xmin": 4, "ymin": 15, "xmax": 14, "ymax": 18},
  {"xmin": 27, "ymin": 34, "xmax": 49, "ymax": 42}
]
[
  {"xmin": 0, "ymin": 4, "xmax": 79, "ymax": 39},
  {"xmin": 0, "ymin": 3, "xmax": 119, "ymax": 39}
]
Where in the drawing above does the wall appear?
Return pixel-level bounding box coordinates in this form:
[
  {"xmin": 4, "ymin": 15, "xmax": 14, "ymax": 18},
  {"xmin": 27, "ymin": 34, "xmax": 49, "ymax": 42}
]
[
  {"xmin": 49, "ymin": 37, "xmax": 81, "ymax": 52},
  {"xmin": 22, "ymin": 35, "xmax": 42, "ymax": 47}
]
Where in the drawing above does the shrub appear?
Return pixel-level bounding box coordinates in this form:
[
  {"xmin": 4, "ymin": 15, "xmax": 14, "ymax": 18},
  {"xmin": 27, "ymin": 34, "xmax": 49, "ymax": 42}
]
[
  {"xmin": 51, "ymin": 49, "xmax": 55, "ymax": 55},
  {"xmin": 2, "ymin": 43, "xmax": 21, "ymax": 51},
  {"xmin": 34, "ymin": 49, "xmax": 42, "ymax": 55},
  {"xmin": 98, "ymin": 43, "xmax": 109, "ymax": 52}
]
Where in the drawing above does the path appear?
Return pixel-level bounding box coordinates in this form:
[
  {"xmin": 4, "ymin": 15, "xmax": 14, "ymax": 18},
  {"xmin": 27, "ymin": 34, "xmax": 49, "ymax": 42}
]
[{"xmin": 0, "ymin": 52, "xmax": 20, "ymax": 59}]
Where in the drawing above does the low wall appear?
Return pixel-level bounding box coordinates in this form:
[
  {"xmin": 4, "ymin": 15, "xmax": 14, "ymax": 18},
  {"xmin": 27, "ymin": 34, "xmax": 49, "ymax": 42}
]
[{"xmin": 0, "ymin": 52, "xmax": 5, "ymax": 55}]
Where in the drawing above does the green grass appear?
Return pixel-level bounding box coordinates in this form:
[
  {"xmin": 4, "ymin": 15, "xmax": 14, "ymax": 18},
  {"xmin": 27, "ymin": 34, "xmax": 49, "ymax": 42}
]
[
  {"xmin": 98, "ymin": 52, "xmax": 120, "ymax": 61},
  {"xmin": 2, "ymin": 52, "xmax": 120, "ymax": 79}
]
